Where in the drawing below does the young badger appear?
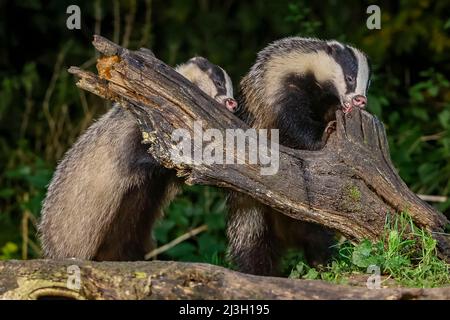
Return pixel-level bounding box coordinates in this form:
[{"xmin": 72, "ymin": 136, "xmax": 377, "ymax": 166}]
[
  {"xmin": 39, "ymin": 56, "xmax": 237, "ymax": 260},
  {"xmin": 228, "ymin": 37, "xmax": 371, "ymax": 275}
]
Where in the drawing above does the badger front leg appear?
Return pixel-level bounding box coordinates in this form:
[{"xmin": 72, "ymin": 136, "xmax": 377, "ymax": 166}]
[
  {"xmin": 94, "ymin": 168, "xmax": 179, "ymax": 261},
  {"xmin": 226, "ymin": 193, "xmax": 282, "ymax": 276}
]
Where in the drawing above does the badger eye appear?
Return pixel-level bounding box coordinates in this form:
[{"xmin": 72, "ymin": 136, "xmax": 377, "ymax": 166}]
[
  {"xmin": 214, "ymin": 80, "xmax": 224, "ymax": 88},
  {"xmin": 346, "ymin": 75, "xmax": 354, "ymax": 83}
]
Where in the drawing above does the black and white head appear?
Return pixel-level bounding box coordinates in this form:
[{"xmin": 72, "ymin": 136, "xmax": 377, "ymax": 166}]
[
  {"xmin": 241, "ymin": 37, "xmax": 371, "ymax": 126},
  {"xmin": 320, "ymin": 39, "xmax": 371, "ymax": 112},
  {"xmin": 176, "ymin": 56, "xmax": 237, "ymax": 112}
]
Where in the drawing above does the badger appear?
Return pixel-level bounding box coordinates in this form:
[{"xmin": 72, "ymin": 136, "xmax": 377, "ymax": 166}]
[
  {"xmin": 228, "ymin": 37, "xmax": 371, "ymax": 275},
  {"xmin": 38, "ymin": 56, "xmax": 237, "ymax": 260}
]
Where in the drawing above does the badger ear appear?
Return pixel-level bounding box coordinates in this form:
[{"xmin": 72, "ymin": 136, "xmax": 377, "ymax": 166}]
[{"xmin": 189, "ymin": 56, "xmax": 207, "ymax": 64}]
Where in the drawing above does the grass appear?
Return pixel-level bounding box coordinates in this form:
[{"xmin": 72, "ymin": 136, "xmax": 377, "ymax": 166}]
[{"xmin": 286, "ymin": 212, "xmax": 450, "ymax": 288}]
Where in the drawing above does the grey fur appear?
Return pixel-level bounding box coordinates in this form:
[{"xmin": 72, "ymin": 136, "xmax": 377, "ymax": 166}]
[{"xmin": 39, "ymin": 57, "xmax": 234, "ymax": 260}]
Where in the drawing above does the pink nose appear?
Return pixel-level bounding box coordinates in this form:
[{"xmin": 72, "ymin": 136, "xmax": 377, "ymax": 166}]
[
  {"xmin": 352, "ymin": 95, "xmax": 367, "ymax": 108},
  {"xmin": 225, "ymin": 98, "xmax": 238, "ymax": 112}
]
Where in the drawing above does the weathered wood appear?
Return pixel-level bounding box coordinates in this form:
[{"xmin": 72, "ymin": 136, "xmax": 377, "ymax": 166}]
[
  {"xmin": 68, "ymin": 35, "xmax": 450, "ymax": 262},
  {"xmin": 1, "ymin": 260, "xmax": 449, "ymax": 300}
]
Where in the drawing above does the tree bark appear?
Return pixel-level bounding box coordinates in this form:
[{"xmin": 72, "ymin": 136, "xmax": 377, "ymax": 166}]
[
  {"xmin": 0, "ymin": 260, "xmax": 449, "ymax": 300},
  {"xmin": 67, "ymin": 35, "xmax": 450, "ymax": 262}
]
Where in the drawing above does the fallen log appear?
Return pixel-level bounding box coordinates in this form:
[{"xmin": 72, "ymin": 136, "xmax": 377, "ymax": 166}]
[
  {"xmin": 67, "ymin": 35, "xmax": 450, "ymax": 262},
  {"xmin": 0, "ymin": 260, "xmax": 449, "ymax": 300}
]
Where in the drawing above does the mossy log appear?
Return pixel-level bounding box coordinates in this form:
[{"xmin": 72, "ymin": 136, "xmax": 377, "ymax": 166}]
[{"xmin": 1, "ymin": 260, "xmax": 449, "ymax": 300}]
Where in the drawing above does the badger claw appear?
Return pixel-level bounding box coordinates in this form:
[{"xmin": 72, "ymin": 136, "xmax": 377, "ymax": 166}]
[
  {"xmin": 321, "ymin": 120, "xmax": 337, "ymax": 146},
  {"xmin": 325, "ymin": 120, "xmax": 337, "ymax": 135},
  {"xmin": 342, "ymin": 103, "xmax": 353, "ymax": 114}
]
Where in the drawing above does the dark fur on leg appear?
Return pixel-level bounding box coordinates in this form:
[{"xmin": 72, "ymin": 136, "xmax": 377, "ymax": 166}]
[{"xmin": 227, "ymin": 192, "xmax": 282, "ymax": 276}]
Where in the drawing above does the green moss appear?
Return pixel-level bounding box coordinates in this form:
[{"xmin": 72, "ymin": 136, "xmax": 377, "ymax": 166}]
[
  {"xmin": 347, "ymin": 185, "xmax": 361, "ymax": 202},
  {"xmin": 134, "ymin": 271, "xmax": 148, "ymax": 279}
]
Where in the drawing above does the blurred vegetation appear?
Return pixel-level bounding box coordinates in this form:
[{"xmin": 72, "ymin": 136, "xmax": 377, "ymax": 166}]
[{"xmin": 0, "ymin": 0, "xmax": 449, "ymax": 278}]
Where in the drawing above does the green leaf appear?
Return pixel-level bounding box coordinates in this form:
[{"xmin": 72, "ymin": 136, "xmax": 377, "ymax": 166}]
[
  {"xmin": 303, "ymin": 268, "xmax": 319, "ymax": 280},
  {"xmin": 165, "ymin": 242, "xmax": 197, "ymax": 260},
  {"xmin": 352, "ymin": 240, "xmax": 378, "ymax": 268},
  {"xmin": 0, "ymin": 242, "xmax": 19, "ymax": 260},
  {"xmin": 444, "ymin": 18, "xmax": 450, "ymax": 30},
  {"xmin": 438, "ymin": 110, "xmax": 450, "ymax": 129},
  {"xmin": 411, "ymin": 108, "xmax": 429, "ymax": 121},
  {"xmin": 0, "ymin": 188, "xmax": 15, "ymax": 199},
  {"xmin": 5, "ymin": 166, "xmax": 31, "ymax": 179},
  {"xmin": 197, "ymin": 233, "xmax": 225, "ymax": 258},
  {"xmin": 153, "ymin": 220, "xmax": 176, "ymax": 243}
]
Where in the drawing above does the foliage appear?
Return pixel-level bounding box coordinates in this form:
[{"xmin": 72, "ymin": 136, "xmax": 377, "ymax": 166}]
[
  {"xmin": 288, "ymin": 213, "xmax": 450, "ymax": 288},
  {"xmin": 0, "ymin": 242, "xmax": 19, "ymax": 260},
  {"xmin": 0, "ymin": 1, "xmax": 449, "ymax": 289},
  {"xmin": 382, "ymin": 69, "xmax": 450, "ymax": 213},
  {"xmin": 152, "ymin": 186, "xmax": 229, "ymax": 265}
]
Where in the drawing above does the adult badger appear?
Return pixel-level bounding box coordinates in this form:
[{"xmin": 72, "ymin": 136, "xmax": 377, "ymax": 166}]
[
  {"xmin": 228, "ymin": 37, "xmax": 371, "ymax": 275},
  {"xmin": 39, "ymin": 57, "xmax": 237, "ymax": 261}
]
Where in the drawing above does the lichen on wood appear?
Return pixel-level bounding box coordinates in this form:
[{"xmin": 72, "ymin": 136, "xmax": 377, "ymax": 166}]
[{"xmin": 1, "ymin": 260, "xmax": 449, "ymax": 300}]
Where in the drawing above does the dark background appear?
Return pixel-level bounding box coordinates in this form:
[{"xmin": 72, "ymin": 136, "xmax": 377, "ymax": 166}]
[{"xmin": 0, "ymin": 0, "xmax": 449, "ymax": 266}]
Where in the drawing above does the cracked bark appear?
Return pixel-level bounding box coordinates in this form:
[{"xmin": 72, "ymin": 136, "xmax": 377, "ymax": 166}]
[{"xmin": 1, "ymin": 260, "xmax": 449, "ymax": 300}]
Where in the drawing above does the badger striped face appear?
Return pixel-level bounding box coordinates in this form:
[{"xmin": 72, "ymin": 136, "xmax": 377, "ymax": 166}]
[
  {"xmin": 258, "ymin": 37, "xmax": 371, "ymax": 115},
  {"xmin": 176, "ymin": 57, "xmax": 238, "ymax": 113},
  {"xmin": 325, "ymin": 41, "xmax": 371, "ymax": 112}
]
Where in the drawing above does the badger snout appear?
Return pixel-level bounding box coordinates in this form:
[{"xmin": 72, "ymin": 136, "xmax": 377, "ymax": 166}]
[
  {"xmin": 352, "ymin": 95, "xmax": 367, "ymax": 108},
  {"xmin": 342, "ymin": 95, "xmax": 367, "ymax": 113},
  {"xmin": 216, "ymin": 95, "xmax": 238, "ymax": 113},
  {"xmin": 225, "ymin": 98, "xmax": 238, "ymax": 112}
]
